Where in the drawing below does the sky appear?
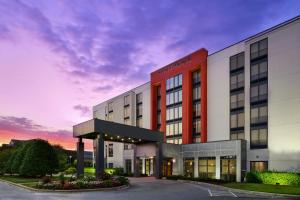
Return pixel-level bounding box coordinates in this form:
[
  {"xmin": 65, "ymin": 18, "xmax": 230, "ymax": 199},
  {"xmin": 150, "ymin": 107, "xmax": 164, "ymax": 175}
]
[{"xmin": 0, "ymin": 0, "xmax": 299, "ymax": 150}]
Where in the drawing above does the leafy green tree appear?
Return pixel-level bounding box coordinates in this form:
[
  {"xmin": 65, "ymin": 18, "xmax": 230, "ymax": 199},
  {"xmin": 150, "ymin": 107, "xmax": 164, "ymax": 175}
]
[
  {"xmin": 10, "ymin": 141, "xmax": 33, "ymax": 174},
  {"xmin": 0, "ymin": 147, "xmax": 15, "ymax": 174},
  {"xmin": 53, "ymin": 144, "xmax": 68, "ymax": 172},
  {"xmin": 19, "ymin": 139, "xmax": 59, "ymax": 177}
]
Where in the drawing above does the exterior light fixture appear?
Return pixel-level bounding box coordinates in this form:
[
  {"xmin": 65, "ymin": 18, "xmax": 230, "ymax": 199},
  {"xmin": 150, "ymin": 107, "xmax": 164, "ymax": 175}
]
[
  {"xmin": 172, "ymin": 158, "xmax": 176, "ymax": 163},
  {"xmin": 121, "ymin": 138, "xmax": 124, "ymax": 141},
  {"xmin": 132, "ymin": 140, "xmax": 135, "ymax": 143},
  {"xmin": 110, "ymin": 137, "xmax": 113, "ymax": 140},
  {"xmin": 105, "ymin": 134, "xmax": 107, "ymax": 137},
  {"xmin": 117, "ymin": 136, "xmax": 120, "ymax": 138}
]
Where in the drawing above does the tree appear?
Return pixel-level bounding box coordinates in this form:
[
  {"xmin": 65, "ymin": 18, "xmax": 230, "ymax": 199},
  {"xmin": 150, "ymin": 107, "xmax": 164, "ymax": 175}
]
[
  {"xmin": 10, "ymin": 141, "xmax": 33, "ymax": 174},
  {"xmin": 53, "ymin": 144, "xmax": 68, "ymax": 172},
  {"xmin": 0, "ymin": 147, "xmax": 15, "ymax": 174},
  {"xmin": 19, "ymin": 139, "xmax": 59, "ymax": 177}
]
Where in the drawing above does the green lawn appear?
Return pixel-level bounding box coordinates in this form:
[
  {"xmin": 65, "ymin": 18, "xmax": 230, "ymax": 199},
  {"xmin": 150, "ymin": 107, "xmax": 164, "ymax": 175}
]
[
  {"xmin": 84, "ymin": 167, "xmax": 95, "ymax": 175},
  {"xmin": 224, "ymin": 183, "xmax": 300, "ymax": 195},
  {"xmin": 0, "ymin": 175, "xmax": 60, "ymax": 188}
]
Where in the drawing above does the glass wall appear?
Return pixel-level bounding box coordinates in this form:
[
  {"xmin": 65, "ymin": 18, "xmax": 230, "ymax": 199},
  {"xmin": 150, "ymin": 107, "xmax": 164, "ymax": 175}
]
[
  {"xmin": 221, "ymin": 156, "xmax": 236, "ymax": 182},
  {"xmin": 166, "ymin": 74, "xmax": 183, "ymax": 144},
  {"xmin": 199, "ymin": 157, "xmax": 216, "ymax": 179}
]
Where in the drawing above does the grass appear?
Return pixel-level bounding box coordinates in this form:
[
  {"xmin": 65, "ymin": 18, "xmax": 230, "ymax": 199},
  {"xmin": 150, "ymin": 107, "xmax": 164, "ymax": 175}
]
[
  {"xmin": 224, "ymin": 182, "xmax": 300, "ymax": 195},
  {"xmin": 0, "ymin": 175, "xmax": 60, "ymax": 189},
  {"xmin": 84, "ymin": 167, "xmax": 95, "ymax": 174}
]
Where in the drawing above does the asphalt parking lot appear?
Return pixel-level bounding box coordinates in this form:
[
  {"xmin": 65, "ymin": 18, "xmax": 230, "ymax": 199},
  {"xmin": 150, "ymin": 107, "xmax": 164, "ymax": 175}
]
[{"xmin": 0, "ymin": 177, "xmax": 297, "ymax": 200}]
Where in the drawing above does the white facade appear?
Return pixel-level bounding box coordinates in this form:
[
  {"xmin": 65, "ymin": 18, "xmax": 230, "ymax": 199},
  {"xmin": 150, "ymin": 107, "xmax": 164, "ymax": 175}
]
[
  {"xmin": 93, "ymin": 82, "xmax": 151, "ymax": 169},
  {"xmin": 91, "ymin": 17, "xmax": 300, "ymax": 176}
]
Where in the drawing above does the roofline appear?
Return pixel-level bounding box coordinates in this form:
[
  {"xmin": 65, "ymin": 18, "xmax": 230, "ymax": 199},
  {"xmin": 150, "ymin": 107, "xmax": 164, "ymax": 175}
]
[
  {"xmin": 93, "ymin": 81, "xmax": 150, "ymax": 109},
  {"xmin": 208, "ymin": 15, "xmax": 300, "ymax": 56}
]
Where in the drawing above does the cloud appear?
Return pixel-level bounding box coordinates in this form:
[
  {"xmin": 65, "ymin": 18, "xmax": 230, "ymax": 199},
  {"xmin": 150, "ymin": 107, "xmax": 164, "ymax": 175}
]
[
  {"xmin": 73, "ymin": 104, "xmax": 91, "ymax": 117},
  {"xmin": 93, "ymin": 85, "xmax": 113, "ymax": 92},
  {"xmin": 0, "ymin": 116, "xmax": 87, "ymax": 150}
]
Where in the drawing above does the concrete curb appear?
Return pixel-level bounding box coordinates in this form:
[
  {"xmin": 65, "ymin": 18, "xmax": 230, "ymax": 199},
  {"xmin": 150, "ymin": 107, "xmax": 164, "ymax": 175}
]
[
  {"xmin": 0, "ymin": 179, "xmax": 130, "ymax": 193},
  {"xmin": 177, "ymin": 180, "xmax": 300, "ymax": 198}
]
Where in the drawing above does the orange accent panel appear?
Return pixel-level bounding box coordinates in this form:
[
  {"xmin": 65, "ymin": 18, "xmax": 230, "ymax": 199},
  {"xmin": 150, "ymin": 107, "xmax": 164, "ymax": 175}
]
[{"xmin": 151, "ymin": 48, "xmax": 208, "ymax": 144}]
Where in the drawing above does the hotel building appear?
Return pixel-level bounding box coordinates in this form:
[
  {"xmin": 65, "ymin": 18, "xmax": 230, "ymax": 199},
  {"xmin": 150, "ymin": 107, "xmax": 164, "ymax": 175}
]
[{"xmin": 90, "ymin": 16, "xmax": 300, "ymax": 181}]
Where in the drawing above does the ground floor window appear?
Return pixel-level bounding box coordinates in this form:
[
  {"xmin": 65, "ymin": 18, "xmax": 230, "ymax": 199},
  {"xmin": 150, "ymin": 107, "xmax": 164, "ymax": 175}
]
[
  {"xmin": 125, "ymin": 159, "xmax": 132, "ymax": 173},
  {"xmin": 163, "ymin": 159, "xmax": 173, "ymax": 177},
  {"xmin": 250, "ymin": 161, "xmax": 268, "ymax": 172},
  {"xmin": 184, "ymin": 158, "xmax": 194, "ymax": 177},
  {"xmin": 199, "ymin": 157, "xmax": 216, "ymax": 179},
  {"xmin": 108, "ymin": 163, "xmax": 113, "ymax": 168},
  {"xmin": 221, "ymin": 156, "xmax": 236, "ymax": 182}
]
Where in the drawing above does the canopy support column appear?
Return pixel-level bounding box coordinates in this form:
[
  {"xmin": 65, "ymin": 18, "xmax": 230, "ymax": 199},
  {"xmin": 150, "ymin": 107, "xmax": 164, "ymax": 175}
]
[
  {"xmin": 155, "ymin": 142, "xmax": 163, "ymax": 179},
  {"xmin": 95, "ymin": 133, "xmax": 105, "ymax": 179},
  {"xmin": 76, "ymin": 137, "xmax": 84, "ymax": 177}
]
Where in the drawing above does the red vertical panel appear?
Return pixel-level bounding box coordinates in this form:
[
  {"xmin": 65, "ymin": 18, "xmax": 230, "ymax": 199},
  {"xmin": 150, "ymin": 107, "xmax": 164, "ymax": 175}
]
[{"xmin": 150, "ymin": 84, "xmax": 157, "ymax": 130}]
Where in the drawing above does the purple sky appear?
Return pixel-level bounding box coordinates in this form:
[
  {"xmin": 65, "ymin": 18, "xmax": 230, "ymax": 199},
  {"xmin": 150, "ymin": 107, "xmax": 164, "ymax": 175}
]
[{"xmin": 0, "ymin": 0, "xmax": 299, "ymax": 150}]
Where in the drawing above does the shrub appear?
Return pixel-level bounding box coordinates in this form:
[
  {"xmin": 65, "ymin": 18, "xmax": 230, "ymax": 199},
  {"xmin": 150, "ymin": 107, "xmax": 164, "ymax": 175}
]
[
  {"xmin": 19, "ymin": 139, "xmax": 59, "ymax": 177},
  {"xmin": 246, "ymin": 171, "xmax": 300, "ymax": 186},
  {"xmin": 81, "ymin": 176, "xmax": 96, "ymax": 182},
  {"xmin": 116, "ymin": 176, "xmax": 129, "ymax": 185},
  {"xmin": 42, "ymin": 176, "xmax": 52, "ymax": 184},
  {"xmin": 245, "ymin": 172, "xmax": 262, "ymax": 183},
  {"xmin": 58, "ymin": 173, "xmax": 66, "ymax": 184},
  {"xmin": 64, "ymin": 166, "xmax": 76, "ymax": 175},
  {"xmin": 98, "ymin": 172, "xmax": 111, "ymax": 180},
  {"xmin": 62, "ymin": 181, "xmax": 73, "ymax": 190},
  {"xmin": 103, "ymin": 179, "xmax": 113, "ymax": 187},
  {"xmin": 104, "ymin": 167, "xmax": 124, "ymax": 175}
]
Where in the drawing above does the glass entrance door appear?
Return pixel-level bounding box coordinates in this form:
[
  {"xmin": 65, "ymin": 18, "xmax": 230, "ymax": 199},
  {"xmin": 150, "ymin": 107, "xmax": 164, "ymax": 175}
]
[
  {"xmin": 221, "ymin": 156, "xmax": 236, "ymax": 181},
  {"xmin": 163, "ymin": 159, "xmax": 173, "ymax": 177},
  {"xmin": 184, "ymin": 158, "xmax": 194, "ymax": 177}
]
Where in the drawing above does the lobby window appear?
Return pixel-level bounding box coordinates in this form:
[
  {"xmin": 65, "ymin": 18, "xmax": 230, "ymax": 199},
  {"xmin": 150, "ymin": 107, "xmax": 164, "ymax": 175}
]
[
  {"xmin": 250, "ymin": 38, "xmax": 268, "ymax": 60},
  {"xmin": 250, "ymin": 161, "xmax": 268, "ymax": 172},
  {"xmin": 199, "ymin": 157, "xmax": 216, "ymax": 179},
  {"xmin": 166, "ymin": 74, "xmax": 183, "ymax": 144},
  {"xmin": 108, "ymin": 143, "xmax": 113, "ymax": 157},
  {"xmin": 230, "ymin": 52, "xmax": 245, "ymax": 140},
  {"xmin": 250, "ymin": 38, "xmax": 268, "ymax": 149}
]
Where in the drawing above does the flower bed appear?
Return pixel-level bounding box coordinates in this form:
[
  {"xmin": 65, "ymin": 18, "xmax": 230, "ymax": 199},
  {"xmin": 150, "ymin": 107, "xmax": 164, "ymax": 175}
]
[{"xmin": 35, "ymin": 174, "xmax": 129, "ymax": 190}]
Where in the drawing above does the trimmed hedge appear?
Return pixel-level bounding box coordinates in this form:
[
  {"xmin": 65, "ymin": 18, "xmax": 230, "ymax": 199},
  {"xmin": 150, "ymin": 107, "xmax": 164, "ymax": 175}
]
[
  {"xmin": 246, "ymin": 171, "xmax": 300, "ymax": 186},
  {"xmin": 166, "ymin": 175, "xmax": 229, "ymax": 184}
]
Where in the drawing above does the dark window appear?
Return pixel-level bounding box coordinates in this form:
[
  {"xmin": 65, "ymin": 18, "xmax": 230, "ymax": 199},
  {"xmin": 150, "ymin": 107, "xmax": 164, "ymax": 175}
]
[
  {"xmin": 230, "ymin": 72, "xmax": 244, "ymax": 90},
  {"xmin": 230, "ymin": 52, "xmax": 244, "ymax": 71},
  {"xmin": 250, "ymin": 38, "xmax": 268, "ymax": 60},
  {"xmin": 230, "ymin": 92, "xmax": 244, "ymax": 110},
  {"xmin": 125, "ymin": 159, "xmax": 132, "ymax": 173},
  {"xmin": 108, "ymin": 143, "xmax": 113, "ymax": 157},
  {"xmin": 124, "ymin": 95, "xmax": 130, "ymax": 106},
  {"xmin": 230, "ymin": 130, "xmax": 244, "ymax": 140},
  {"xmin": 193, "ymin": 119, "xmax": 201, "ymax": 135},
  {"xmin": 250, "ymin": 127, "xmax": 268, "ymax": 148},
  {"xmin": 193, "ymin": 102, "xmax": 201, "ymax": 117},
  {"xmin": 136, "ymin": 104, "xmax": 143, "ymax": 117},
  {"xmin": 108, "ymin": 163, "xmax": 113, "ymax": 168},
  {"xmin": 124, "ymin": 106, "xmax": 130, "ymax": 118},
  {"xmin": 136, "ymin": 93, "xmax": 143, "ymax": 104},
  {"xmin": 166, "ymin": 74, "xmax": 182, "ymax": 90},
  {"xmin": 251, "ymin": 105, "xmax": 268, "ymax": 124},
  {"xmin": 251, "ymin": 61, "xmax": 268, "ymax": 82},
  {"xmin": 193, "ymin": 70, "xmax": 201, "ymax": 84},
  {"xmin": 108, "ymin": 102, "xmax": 113, "ymax": 112},
  {"xmin": 251, "ymin": 82, "xmax": 268, "ymax": 103},
  {"xmin": 124, "ymin": 144, "xmax": 131, "ymax": 150},
  {"xmin": 230, "ymin": 112, "xmax": 244, "ymax": 129},
  {"xmin": 250, "ymin": 161, "xmax": 268, "ymax": 172},
  {"xmin": 136, "ymin": 118, "xmax": 143, "ymax": 128}
]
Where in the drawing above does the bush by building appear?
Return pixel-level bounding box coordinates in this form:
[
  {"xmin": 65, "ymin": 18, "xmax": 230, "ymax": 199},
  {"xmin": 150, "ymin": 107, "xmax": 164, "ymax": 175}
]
[
  {"xmin": 19, "ymin": 139, "xmax": 59, "ymax": 177},
  {"xmin": 246, "ymin": 171, "xmax": 300, "ymax": 186}
]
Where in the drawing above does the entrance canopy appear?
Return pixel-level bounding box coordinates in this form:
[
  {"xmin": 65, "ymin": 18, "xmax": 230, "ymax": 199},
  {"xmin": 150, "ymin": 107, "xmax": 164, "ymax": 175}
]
[{"xmin": 73, "ymin": 118, "xmax": 164, "ymax": 144}]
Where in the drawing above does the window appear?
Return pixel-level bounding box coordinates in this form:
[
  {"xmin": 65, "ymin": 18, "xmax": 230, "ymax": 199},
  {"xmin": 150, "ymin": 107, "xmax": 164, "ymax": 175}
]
[
  {"xmin": 230, "ymin": 52, "xmax": 244, "ymax": 71},
  {"xmin": 230, "ymin": 72, "xmax": 244, "ymax": 90},
  {"xmin": 251, "ymin": 38, "xmax": 268, "ymax": 60},
  {"xmin": 251, "ymin": 128, "xmax": 267, "ymax": 148},
  {"xmin": 193, "ymin": 119, "xmax": 201, "ymax": 134},
  {"xmin": 124, "ymin": 118, "xmax": 130, "ymax": 125},
  {"xmin": 199, "ymin": 157, "xmax": 216, "ymax": 179},
  {"xmin": 108, "ymin": 163, "xmax": 113, "ymax": 168},
  {"xmin": 230, "ymin": 112, "xmax": 244, "ymax": 128},
  {"xmin": 193, "ymin": 102, "xmax": 201, "ymax": 117},
  {"xmin": 250, "ymin": 161, "xmax": 268, "ymax": 172},
  {"xmin": 136, "ymin": 93, "xmax": 143, "ymax": 104},
  {"xmin": 251, "ymin": 105, "xmax": 268, "ymax": 124},
  {"xmin": 124, "ymin": 95, "xmax": 130, "ymax": 106},
  {"xmin": 136, "ymin": 104, "xmax": 143, "ymax": 117},
  {"xmin": 221, "ymin": 156, "xmax": 236, "ymax": 182},
  {"xmin": 251, "ymin": 83, "xmax": 268, "ymax": 102},
  {"xmin": 193, "ymin": 70, "xmax": 200, "ymax": 84},
  {"xmin": 136, "ymin": 118, "xmax": 143, "ymax": 128},
  {"xmin": 125, "ymin": 159, "xmax": 132, "ymax": 173},
  {"xmin": 230, "ymin": 92, "xmax": 244, "ymax": 109},
  {"xmin": 166, "ymin": 74, "xmax": 182, "ymax": 90},
  {"xmin": 124, "ymin": 106, "xmax": 130, "ymax": 118},
  {"xmin": 108, "ymin": 102, "xmax": 113, "ymax": 112},
  {"xmin": 193, "ymin": 85, "xmax": 201, "ymax": 100},
  {"xmin": 108, "ymin": 143, "xmax": 113, "ymax": 157},
  {"xmin": 251, "ymin": 61, "xmax": 268, "ymax": 81},
  {"xmin": 124, "ymin": 144, "xmax": 131, "ymax": 150},
  {"xmin": 230, "ymin": 131, "xmax": 244, "ymax": 140}
]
